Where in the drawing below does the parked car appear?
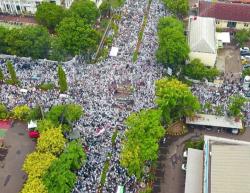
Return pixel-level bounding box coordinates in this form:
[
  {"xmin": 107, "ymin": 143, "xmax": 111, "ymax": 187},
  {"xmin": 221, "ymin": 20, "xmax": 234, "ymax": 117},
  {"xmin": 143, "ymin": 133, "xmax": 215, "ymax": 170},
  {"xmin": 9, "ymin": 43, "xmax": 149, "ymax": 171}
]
[
  {"xmin": 183, "ymin": 150, "xmax": 188, "ymax": 158},
  {"xmin": 241, "ymin": 51, "xmax": 250, "ymax": 56},
  {"xmin": 181, "ymin": 163, "xmax": 187, "ymax": 171},
  {"xmin": 240, "ymin": 47, "xmax": 249, "ymax": 52},
  {"xmin": 243, "ymin": 64, "xmax": 250, "ymax": 70}
]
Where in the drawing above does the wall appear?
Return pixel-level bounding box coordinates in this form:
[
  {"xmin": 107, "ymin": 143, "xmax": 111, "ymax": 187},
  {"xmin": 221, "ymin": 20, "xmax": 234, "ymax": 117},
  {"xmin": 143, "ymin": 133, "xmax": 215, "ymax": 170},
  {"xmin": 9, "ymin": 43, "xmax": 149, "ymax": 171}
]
[{"xmin": 216, "ymin": 19, "xmax": 250, "ymax": 30}]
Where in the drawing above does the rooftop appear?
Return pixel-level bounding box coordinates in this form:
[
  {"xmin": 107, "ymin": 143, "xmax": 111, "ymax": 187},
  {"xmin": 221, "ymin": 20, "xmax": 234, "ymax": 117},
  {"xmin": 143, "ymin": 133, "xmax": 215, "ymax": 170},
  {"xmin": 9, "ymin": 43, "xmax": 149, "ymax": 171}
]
[
  {"xmin": 184, "ymin": 148, "xmax": 203, "ymax": 193},
  {"xmin": 211, "ymin": 145, "xmax": 250, "ymax": 193},
  {"xmin": 199, "ymin": 0, "xmax": 250, "ymax": 23},
  {"xmin": 188, "ymin": 16, "xmax": 216, "ymax": 54},
  {"xmin": 186, "ymin": 114, "xmax": 243, "ymax": 129}
]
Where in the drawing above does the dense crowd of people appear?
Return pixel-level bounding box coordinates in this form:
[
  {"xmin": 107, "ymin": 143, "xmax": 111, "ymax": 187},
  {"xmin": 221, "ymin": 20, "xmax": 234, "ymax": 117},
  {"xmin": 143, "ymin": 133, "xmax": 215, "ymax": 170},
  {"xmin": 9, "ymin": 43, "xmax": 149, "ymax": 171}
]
[{"xmin": 0, "ymin": 0, "xmax": 165, "ymax": 192}]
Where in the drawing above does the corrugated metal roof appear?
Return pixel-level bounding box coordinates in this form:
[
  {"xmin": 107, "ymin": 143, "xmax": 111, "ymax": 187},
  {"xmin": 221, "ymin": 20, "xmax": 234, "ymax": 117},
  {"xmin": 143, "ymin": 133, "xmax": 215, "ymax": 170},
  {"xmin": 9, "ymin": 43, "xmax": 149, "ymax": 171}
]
[
  {"xmin": 186, "ymin": 114, "xmax": 243, "ymax": 129},
  {"xmin": 211, "ymin": 145, "xmax": 250, "ymax": 193},
  {"xmin": 184, "ymin": 148, "xmax": 203, "ymax": 193},
  {"xmin": 188, "ymin": 16, "xmax": 216, "ymax": 54},
  {"xmin": 199, "ymin": 0, "xmax": 250, "ymax": 23}
]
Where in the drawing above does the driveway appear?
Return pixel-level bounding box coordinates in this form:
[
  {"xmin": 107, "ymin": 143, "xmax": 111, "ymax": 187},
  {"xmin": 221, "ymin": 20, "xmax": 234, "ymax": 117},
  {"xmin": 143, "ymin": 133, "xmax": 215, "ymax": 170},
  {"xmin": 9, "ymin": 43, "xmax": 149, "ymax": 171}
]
[{"xmin": 0, "ymin": 122, "xmax": 35, "ymax": 193}]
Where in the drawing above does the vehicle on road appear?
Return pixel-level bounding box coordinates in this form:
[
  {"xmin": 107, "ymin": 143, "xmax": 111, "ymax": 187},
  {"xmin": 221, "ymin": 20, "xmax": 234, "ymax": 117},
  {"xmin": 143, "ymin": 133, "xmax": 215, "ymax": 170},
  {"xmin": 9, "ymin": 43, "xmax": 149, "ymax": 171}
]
[{"xmin": 240, "ymin": 47, "xmax": 249, "ymax": 52}]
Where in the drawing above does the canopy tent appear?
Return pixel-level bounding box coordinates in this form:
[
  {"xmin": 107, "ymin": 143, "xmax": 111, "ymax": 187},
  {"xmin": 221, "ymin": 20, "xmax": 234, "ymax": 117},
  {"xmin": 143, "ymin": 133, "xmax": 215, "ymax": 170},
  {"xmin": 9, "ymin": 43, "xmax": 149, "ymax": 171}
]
[
  {"xmin": 28, "ymin": 120, "xmax": 37, "ymax": 129},
  {"xmin": 20, "ymin": 89, "xmax": 28, "ymax": 93},
  {"xmin": 109, "ymin": 47, "xmax": 119, "ymax": 57}
]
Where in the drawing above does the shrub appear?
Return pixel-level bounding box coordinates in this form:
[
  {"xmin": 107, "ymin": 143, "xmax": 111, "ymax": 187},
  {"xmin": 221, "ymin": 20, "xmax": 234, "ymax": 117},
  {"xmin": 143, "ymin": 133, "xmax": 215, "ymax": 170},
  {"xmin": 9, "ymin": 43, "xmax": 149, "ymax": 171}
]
[
  {"xmin": 6, "ymin": 61, "xmax": 18, "ymax": 84},
  {"xmin": 21, "ymin": 178, "xmax": 48, "ymax": 193},
  {"xmin": 0, "ymin": 103, "xmax": 8, "ymax": 119},
  {"xmin": 36, "ymin": 119, "xmax": 55, "ymax": 133},
  {"xmin": 28, "ymin": 106, "xmax": 43, "ymax": 121},
  {"xmin": 23, "ymin": 152, "xmax": 56, "ymax": 179},
  {"xmin": 36, "ymin": 127, "xmax": 66, "ymax": 155},
  {"xmin": 12, "ymin": 105, "xmax": 31, "ymax": 121}
]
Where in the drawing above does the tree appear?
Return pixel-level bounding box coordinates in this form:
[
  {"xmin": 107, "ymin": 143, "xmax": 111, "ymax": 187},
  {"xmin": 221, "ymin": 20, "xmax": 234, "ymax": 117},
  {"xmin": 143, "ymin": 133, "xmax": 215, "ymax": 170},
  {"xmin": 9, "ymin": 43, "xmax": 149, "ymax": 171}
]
[
  {"xmin": 23, "ymin": 152, "xmax": 56, "ymax": 179},
  {"xmin": 183, "ymin": 59, "xmax": 219, "ymax": 81},
  {"xmin": 228, "ymin": 95, "xmax": 247, "ymax": 117},
  {"xmin": 28, "ymin": 106, "xmax": 43, "ymax": 121},
  {"xmin": 235, "ymin": 29, "xmax": 250, "ymax": 47},
  {"xmin": 158, "ymin": 16, "xmax": 184, "ymax": 32},
  {"xmin": 36, "ymin": 119, "xmax": 55, "ymax": 133},
  {"xmin": 43, "ymin": 158, "xmax": 76, "ymax": 193},
  {"xmin": 57, "ymin": 65, "xmax": 68, "ymax": 93},
  {"xmin": 0, "ymin": 26, "xmax": 9, "ymax": 53},
  {"xmin": 121, "ymin": 109, "xmax": 165, "ymax": 179},
  {"xmin": 60, "ymin": 140, "xmax": 86, "ymax": 170},
  {"xmin": 21, "ymin": 178, "xmax": 48, "ymax": 193},
  {"xmin": 69, "ymin": 0, "xmax": 100, "ymax": 24},
  {"xmin": 100, "ymin": 1, "xmax": 112, "ymax": 17},
  {"xmin": 0, "ymin": 67, "xmax": 4, "ymax": 82},
  {"xmin": 0, "ymin": 103, "xmax": 8, "ymax": 119},
  {"xmin": 64, "ymin": 104, "xmax": 83, "ymax": 122},
  {"xmin": 36, "ymin": 127, "xmax": 66, "ymax": 155},
  {"xmin": 12, "ymin": 105, "xmax": 31, "ymax": 121},
  {"xmin": 5, "ymin": 26, "xmax": 50, "ymax": 59},
  {"xmin": 6, "ymin": 61, "xmax": 18, "ymax": 84},
  {"xmin": 162, "ymin": 0, "xmax": 189, "ymax": 18},
  {"xmin": 155, "ymin": 78, "xmax": 200, "ymax": 124},
  {"xmin": 35, "ymin": 2, "xmax": 67, "ymax": 32},
  {"xmin": 156, "ymin": 27, "xmax": 189, "ymax": 72},
  {"xmin": 55, "ymin": 17, "xmax": 100, "ymax": 57}
]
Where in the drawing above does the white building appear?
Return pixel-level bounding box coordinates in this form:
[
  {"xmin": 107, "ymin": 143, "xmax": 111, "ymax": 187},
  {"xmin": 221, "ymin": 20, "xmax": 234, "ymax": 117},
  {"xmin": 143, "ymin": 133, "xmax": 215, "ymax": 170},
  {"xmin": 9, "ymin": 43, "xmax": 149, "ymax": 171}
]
[
  {"xmin": 188, "ymin": 16, "xmax": 217, "ymax": 67},
  {"xmin": 0, "ymin": 0, "xmax": 102, "ymax": 15}
]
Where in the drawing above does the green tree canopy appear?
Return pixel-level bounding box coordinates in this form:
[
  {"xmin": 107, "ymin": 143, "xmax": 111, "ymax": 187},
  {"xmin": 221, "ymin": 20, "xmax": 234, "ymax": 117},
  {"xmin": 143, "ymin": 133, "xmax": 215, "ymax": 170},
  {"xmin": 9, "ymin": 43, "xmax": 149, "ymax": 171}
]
[
  {"xmin": 121, "ymin": 109, "xmax": 165, "ymax": 179},
  {"xmin": 0, "ymin": 103, "xmax": 8, "ymax": 119},
  {"xmin": 157, "ymin": 16, "xmax": 184, "ymax": 32},
  {"xmin": 58, "ymin": 65, "xmax": 68, "ymax": 93},
  {"xmin": 100, "ymin": 0, "xmax": 112, "ymax": 17},
  {"xmin": 183, "ymin": 59, "xmax": 219, "ymax": 81},
  {"xmin": 235, "ymin": 29, "xmax": 250, "ymax": 47},
  {"xmin": 6, "ymin": 61, "xmax": 18, "ymax": 84},
  {"xmin": 55, "ymin": 17, "xmax": 100, "ymax": 57},
  {"xmin": 0, "ymin": 67, "xmax": 4, "ymax": 82},
  {"xmin": 162, "ymin": 0, "xmax": 189, "ymax": 18},
  {"xmin": 156, "ymin": 26, "xmax": 189, "ymax": 71},
  {"xmin": 5, "ymin": 26, "xmax": 50, "ymax": 59},
  {"xmin": 36, "ymin": 119, "xmax": 55, "ymax": 133},
  {"xmin": 155, "ymin": 78, "xmax": 200, "ymax": 124},
  {"xmin": 0, "ymin": 26, "xmax": 9, "ymax": 53},
  {"xmin": 35, "ymin": 2, "xmax": 67, "ymax": 31},
  {"xmin": 69, "ymin": 0, "xmax": 100, "ymax": 24},
  {"xmin": 60, "ymin": 140, "xmax": 86, "ymax": 170},
  {"xmin": 228, "ymin": 95, "xmax": 247, "ymax": 117}
]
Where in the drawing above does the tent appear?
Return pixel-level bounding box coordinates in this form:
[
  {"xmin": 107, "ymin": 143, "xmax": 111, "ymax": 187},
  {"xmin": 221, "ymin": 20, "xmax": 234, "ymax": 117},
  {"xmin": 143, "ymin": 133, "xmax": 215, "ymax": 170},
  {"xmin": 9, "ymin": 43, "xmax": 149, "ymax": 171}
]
[
  {"xmin": 109, "ymin": 47, "xmax": 119, "ymax": 57},
  {"xmin": 28, "ymin": 120, "xmax": 37, "ymax": 130}
]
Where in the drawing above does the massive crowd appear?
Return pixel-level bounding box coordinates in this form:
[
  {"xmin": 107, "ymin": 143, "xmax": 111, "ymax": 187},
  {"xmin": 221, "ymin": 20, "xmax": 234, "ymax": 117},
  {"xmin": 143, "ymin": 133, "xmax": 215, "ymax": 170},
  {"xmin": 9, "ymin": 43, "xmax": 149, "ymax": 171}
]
[
  {"xmin": 0, "ymin": 0, "xmax": 248, "ymax": 192},
  {"xmin": 0, "ymin": 0, "xmax": 165, "ymax": 192}
]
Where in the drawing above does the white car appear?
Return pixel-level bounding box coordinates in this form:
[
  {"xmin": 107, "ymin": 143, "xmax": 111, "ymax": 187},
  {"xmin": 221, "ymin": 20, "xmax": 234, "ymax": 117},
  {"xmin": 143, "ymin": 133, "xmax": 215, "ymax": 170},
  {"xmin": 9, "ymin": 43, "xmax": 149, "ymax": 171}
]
[
  {"xmin": 240, "ymin": 47, "xmax": 250, "ymax": 52},
  {"xmin": 182, "ymin": 163, "xmax": 187, "ymax": 171},
  {"xmin": 183, "ymin": 150, "xmax": 188, "ymax": 158}
]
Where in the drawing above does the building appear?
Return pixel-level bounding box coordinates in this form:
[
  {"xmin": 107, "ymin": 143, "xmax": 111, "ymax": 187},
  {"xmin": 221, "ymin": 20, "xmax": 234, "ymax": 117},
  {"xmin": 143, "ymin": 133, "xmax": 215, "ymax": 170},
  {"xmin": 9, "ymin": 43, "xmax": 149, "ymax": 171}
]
[
  {"xmin": 0, "ymin": 0, "xmax": 102, "ymax": 15},
  {"xmin": 186, "ymin": 113, "xmax": 243, "ymax": 133},
  {"xmin": 199, "ymin": 0, "xmax": 250, "ymax": 30},
  {"xmin": 188, "ymin": 16, "xmax": 217, "ymax": 67},
  {"xmin": 184, "ymin": 136, "xmax": 250, "ymax": 193}
]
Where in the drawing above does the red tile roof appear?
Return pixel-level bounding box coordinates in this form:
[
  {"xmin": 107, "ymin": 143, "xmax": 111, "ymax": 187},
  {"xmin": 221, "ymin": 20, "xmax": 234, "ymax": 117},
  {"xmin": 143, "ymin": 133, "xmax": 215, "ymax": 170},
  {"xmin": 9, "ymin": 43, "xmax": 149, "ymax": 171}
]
[{"xmin": 199, "ymin": 0, "xmax": 250, "ymax": 22}]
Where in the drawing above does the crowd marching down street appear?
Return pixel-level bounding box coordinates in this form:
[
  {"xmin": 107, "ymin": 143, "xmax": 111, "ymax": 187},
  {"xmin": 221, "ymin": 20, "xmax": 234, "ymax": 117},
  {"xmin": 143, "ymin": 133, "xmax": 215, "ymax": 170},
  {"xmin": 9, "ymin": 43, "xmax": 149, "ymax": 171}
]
[{"xmin": 0, "ymin": 0, "xmax": 249, "ymax": 192}]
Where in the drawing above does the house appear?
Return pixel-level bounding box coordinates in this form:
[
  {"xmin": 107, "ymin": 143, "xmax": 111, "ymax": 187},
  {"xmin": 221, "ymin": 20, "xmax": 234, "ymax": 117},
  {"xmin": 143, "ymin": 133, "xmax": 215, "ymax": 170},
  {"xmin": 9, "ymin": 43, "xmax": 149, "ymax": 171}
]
[
  {"xmin": 199, "ymin": 0, "xmax": 250, "ymax": 30},
  {"xmin": 188, "ymin": 16, "xmax": 217, "ymax": 67},
  {"xmin": 184, "ymin": 136, "xmax": 250, "ymax": 193},
  {"xmin": 0, "ymin": 0, "xmax": 102, "ymax": 15}
]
